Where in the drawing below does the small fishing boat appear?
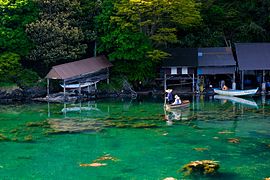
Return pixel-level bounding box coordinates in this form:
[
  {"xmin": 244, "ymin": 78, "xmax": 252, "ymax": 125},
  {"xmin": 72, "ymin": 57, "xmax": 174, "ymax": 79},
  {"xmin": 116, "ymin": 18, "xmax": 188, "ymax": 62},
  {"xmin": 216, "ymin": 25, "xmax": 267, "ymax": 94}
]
[
  {"xmin": 165, "ymin": 100, "xmax": 190, "ymax": 110},
  {"xmin": 213, "ymin": 88, "xmax": 258, "ymax": 96}
]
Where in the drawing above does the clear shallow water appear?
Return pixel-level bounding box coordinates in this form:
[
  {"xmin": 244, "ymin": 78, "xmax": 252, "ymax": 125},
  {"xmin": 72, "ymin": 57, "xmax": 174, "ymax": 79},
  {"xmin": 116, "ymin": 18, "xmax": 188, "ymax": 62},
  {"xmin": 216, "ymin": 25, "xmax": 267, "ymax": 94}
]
[{"xmin": 0, "ymin": 96, "xmax": 270, "ymax": 179}]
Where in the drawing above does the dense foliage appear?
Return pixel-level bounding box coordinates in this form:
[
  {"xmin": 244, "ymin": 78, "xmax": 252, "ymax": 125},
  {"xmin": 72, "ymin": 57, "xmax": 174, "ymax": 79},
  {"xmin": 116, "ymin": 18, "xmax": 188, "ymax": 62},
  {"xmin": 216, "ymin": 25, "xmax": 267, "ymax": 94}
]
[
  {"xmin": 26, "ymin": 0, "xmax": 87, "ymax": 66},
  {"xmin": 0, "ymin": 0, "xmax": 270, "ymax": 86},
  {"xmin": 180, "ymin": 0, "xmax": 270, "ymax": 47},
  {"xmin": 96, "ymin": 0, "xmax": 201, "ymax": 81}
]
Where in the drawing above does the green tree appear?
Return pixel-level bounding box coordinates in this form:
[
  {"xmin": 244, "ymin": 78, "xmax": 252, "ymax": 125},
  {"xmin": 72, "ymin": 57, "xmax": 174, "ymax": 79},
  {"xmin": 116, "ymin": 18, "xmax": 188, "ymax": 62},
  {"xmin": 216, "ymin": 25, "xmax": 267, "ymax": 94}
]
[
  {"xmin": 26, "ymin": 0, "xmax": 87, "ymax": 66},
  {"xmin": 180, "ymin": 0, "xmax": 270, "ymax": 47},
  {"xmin": 0, "ymin": 52, "xmax": 21, "ymax": 81},
  {"xmin": 0, "ymin": 0, "xmax": 37, "ymax": 56},
  {"xmin": 97, "ymin": 0, "xmax": 201, "ymax": 82}
]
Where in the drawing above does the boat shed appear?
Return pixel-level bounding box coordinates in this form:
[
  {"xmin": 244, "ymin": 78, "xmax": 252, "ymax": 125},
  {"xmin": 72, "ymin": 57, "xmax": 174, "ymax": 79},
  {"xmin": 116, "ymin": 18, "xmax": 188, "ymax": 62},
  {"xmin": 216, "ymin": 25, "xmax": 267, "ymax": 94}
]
[
  {"xmin": 161, "ymin": 48, "xmax": 198, "ymax": 92},
  {"xmin": 197, "ymin": 47, "xmax": 236, "ymax": 90},
  {"xmin": 45, "ymin": 55, "xmax": 113, "ymax": 96},
  {"xmin": 235, "ymin": 43, "xmax": 270, "ymax": 91}
]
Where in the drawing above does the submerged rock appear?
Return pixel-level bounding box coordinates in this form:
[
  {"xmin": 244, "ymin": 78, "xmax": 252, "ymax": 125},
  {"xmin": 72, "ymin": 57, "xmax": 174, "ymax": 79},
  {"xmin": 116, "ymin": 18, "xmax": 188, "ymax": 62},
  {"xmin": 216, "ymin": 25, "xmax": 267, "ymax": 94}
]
[
  {"xmin": 79, "ymin": 163, "xmax": 107, "ymax": 167},
  {"xmin": 47, "ymin": 118, "xmax": 103, "ymax": 133},
  {"xmin": 93, "ymin": 154, "xmax": 118, "ymax": 162},
  {"xmin": 193, "ymin": 148, "xmax": 208, "ymax": 152},
  {"xmin": 181, "ymin": 160, "xmax": 220, "ymax": 176},
  {"xmin": 163, "ymin": 177, "xmax": 177, "ymax": 180},
  {"xmin": 227, "ymin": 138, "xmax": 240, "ymax": 143}
]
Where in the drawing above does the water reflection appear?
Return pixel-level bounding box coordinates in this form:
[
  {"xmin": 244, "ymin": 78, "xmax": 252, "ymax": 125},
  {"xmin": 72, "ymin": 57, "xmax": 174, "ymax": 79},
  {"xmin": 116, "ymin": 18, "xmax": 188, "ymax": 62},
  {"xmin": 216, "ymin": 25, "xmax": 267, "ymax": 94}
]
[
  {"xmin": 214, "ymin": 95, "xmax": 258, "ymax": 108},
  {"xmin": 164, "ymin": 108, "xmax": 191, "ymax": 122}
]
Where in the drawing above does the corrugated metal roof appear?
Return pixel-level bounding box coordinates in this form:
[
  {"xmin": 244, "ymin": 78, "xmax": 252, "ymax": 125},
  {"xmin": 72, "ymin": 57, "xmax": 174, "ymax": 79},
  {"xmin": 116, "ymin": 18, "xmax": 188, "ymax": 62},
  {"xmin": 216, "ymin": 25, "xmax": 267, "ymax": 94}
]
[
  {"xmin": 162, "ymin": 48, "xmax": 198, "ymax": 67},
  {"xmin": 198, "ymin": 47, "xmax": 236, "ymax": 67},
  {"xmin": 235, "ymin": 43, "xmax": 270, "ymax": 70},
  {"xmin": 46, "ymin": 56, "xmax": 113, "ymax": 80}
]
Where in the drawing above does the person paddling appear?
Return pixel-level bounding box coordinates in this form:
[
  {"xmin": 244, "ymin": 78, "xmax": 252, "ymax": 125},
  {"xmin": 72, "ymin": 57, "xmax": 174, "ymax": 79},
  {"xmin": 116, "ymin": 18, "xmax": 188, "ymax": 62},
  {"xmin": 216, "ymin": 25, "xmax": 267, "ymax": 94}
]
[{"xmin": 165, "ymin": 89, "xmax": 174, "ymax": 104}]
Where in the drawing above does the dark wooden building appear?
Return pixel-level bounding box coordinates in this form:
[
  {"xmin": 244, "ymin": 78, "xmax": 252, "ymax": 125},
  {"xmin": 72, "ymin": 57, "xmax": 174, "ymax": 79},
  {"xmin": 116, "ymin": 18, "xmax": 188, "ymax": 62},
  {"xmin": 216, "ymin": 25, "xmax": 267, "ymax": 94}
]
[
  {"xmin": 235, "ymin": 43, "xmax": 270, "ymax": 91},
  {"xmin": 161, "ymin": 48, "xmax": 198, "ymax": 92},
  {"xmin": 197, "ymin": 47, "xmax": 236, "ymax": 90}
]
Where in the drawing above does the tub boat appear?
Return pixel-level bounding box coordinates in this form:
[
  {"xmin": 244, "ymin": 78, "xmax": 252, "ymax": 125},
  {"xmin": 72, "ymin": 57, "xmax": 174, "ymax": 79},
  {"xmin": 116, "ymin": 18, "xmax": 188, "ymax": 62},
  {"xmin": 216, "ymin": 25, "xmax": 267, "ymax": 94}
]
[{"xmin": 165, "ymin": 100, "xmax": 190, "ymax": 110}]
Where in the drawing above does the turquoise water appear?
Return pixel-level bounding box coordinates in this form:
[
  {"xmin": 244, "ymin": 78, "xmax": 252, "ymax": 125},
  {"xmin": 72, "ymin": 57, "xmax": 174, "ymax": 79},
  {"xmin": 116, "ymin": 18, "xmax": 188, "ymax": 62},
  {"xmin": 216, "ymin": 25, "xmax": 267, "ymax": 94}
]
[{"xmin": 0, "ymin": 96, "xmax": 270, "ymax": 179}]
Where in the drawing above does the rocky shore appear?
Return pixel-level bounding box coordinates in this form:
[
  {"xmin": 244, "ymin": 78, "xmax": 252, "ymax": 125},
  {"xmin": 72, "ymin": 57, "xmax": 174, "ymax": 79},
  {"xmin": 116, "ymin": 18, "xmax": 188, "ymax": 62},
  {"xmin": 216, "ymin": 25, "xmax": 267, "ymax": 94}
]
[
  {"xmin": 0, "ymin": 86, "xmax": 47, "ymax": 103},
  {"xmin": 0, "ymin": 85, "xmax": 138, "ymax": 103}
]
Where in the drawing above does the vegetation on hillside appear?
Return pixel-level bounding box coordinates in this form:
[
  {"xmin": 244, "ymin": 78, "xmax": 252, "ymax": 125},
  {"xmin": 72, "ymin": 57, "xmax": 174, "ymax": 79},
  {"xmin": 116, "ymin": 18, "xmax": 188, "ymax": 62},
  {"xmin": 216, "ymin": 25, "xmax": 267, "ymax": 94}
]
[{"xmin": 0, "ymin": 0, "xmax": 270, "ymax": 87}]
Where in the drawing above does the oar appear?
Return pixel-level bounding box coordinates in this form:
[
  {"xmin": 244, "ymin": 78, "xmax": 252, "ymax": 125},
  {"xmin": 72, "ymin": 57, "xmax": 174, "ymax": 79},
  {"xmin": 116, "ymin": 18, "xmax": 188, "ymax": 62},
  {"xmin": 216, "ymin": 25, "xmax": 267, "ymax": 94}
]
[{"xmin": 164, "ymin": 92, "xmax": 166, "ymax": 107}]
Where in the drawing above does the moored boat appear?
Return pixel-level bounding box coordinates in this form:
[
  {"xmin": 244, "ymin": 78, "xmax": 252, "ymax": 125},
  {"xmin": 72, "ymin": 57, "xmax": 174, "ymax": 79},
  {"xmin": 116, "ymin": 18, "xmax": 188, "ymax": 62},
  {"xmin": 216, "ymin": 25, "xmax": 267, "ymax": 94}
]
[
  {"xmin": 60, "ymin": 81, "xmax": 98, "ymax": 89},
  {"xmin": 213, "ymin": 88, "xmax": 258, "ymax": 96}
]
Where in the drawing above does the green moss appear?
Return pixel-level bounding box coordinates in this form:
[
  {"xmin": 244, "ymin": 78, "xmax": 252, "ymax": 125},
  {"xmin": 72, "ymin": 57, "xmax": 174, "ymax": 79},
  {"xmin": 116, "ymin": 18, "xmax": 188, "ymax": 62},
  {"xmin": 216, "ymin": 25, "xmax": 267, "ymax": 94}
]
[
  {"xmin": 23, "ymin": 135, "xmax": 33, "ymax": 142},
  {"xmin": 0, "ymin": 133, "xmax": 8, "ymax": 141}
]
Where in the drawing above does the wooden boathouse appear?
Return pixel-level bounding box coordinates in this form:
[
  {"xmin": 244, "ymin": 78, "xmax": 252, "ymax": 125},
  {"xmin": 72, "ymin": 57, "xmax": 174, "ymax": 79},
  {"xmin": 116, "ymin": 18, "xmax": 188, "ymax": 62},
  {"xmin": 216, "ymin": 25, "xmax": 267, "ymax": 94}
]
[
  {"xmin": 235, "ymin": 43, "xmax": 270, "ymax": 92},
  {"xmin": 197, "ymin": 47, "xmax": 236, "ymax": 91},
  {"xmin": 45, "ymin": 56, "xmax": 113, "ymax": 97},
  {"xmin": 160, "ymin": 48, "xmax": 198, "ymax": 92}
]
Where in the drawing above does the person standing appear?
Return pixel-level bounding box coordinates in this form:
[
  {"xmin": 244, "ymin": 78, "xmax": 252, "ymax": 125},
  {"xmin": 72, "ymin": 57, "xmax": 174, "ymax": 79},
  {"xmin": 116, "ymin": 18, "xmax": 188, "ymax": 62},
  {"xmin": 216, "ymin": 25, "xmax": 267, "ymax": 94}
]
[{"xmin": 165, "ymin": 89, "xmax": 174, "ymax": 104}]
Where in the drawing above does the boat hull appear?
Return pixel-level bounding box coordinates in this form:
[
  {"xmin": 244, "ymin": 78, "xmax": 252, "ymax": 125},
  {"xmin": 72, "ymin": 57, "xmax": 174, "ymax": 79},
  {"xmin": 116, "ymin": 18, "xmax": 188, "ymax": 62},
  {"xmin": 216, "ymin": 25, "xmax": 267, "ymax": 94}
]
[
  {"xmin": 165, "ymin": 101, "xmax": 190, "ymax": 110},
  {"xmin": 60, "ymin": 81, "xmax": 98, "ymax": 89},
  {"xmin": 213, "ymin": 88, "xmax": 258, "ymax": 96}
]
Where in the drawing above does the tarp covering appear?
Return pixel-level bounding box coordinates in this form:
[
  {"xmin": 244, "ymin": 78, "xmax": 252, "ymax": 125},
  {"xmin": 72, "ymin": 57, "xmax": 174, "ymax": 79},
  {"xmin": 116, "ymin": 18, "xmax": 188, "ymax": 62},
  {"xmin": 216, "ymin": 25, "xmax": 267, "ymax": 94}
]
[
  {"xmin": 46, "ymin": 56, "xmax": 113, "ymax": 80},
  {"xmin": 198, "ymin": 66, "xmax": 235, "ymax": 75},
  {"xmin": 162, "ymin": 48, "xmax": 198, "ymax": 67},
  {"xmin": 235, "ymin": 43, "xmax": 270, "ymax": 70},
  {"xmin": 197, "ymin": 47, "xmax": 236, "ymax": 74},
  {"xmin": 198, "ymin": 47, "xmax": 235, "ymax": 66}
]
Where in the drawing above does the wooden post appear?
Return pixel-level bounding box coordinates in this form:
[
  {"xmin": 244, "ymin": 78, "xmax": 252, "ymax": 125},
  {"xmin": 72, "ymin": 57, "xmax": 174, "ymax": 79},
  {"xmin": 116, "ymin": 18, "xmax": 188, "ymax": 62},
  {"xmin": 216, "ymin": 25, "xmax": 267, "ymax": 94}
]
[
  {"xmin": 232, "ymin": 73, "xmax": 236, "ymax": 90},
  {"xmin": 79, "ymin": 83, "xmax": 81, "ymax": 95},
  {"xmin": 192, "ymin": 73, "xmax": 195, "ymax": 93},
  {"xmin": 47, "ymin": 78, "xmax": 49, "ymax": 96},
  {"xmin": 47, "ymin": 102, "xmax": 50, "ymax": 118},
  {"xmin": 95, "ymin": 82, "xmax": 97, "ymax": 90},
  {"xmin": 63, "ymin": 103, "xmax": 67, "ymax": 118},
  {"xmin": 79, "ymin": 101, "xmax": 82, "ymax": 114},
  {"xmin": 164, "ymin": 73, "xmax": 167, "ymax": 91},
  {"xmin": 94, "ymin": 41, "xmax": 97, "ymax": 57},
  {"xmin": 196, "ymin": 75, "xmax": 200, "ymax": 93},
  {"xmin": 63, "ymin": 80, "xmax": 66, "ymax": 98},
  {"xmin": 262, "ymin": 70, "xmax": 266, "ymax": 93},
  {"xmin": 107, "ymin": 68, "xmax": 109, "ymax": 84},
  {"xmin": 241, "ymin": 70, "xmax": 244, "ymax": 90}
]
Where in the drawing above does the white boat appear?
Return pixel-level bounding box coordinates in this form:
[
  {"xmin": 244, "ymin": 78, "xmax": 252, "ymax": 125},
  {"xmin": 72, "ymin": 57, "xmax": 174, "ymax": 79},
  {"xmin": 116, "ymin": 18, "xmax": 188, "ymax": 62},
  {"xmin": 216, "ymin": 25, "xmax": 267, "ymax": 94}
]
[
  {"xmin": 60, "ymin": 81, "xmax": 98, "ymax": 89},
  {"xmin": 213, "ymin": 88, "xmax": 258, "ymax": 96},
  {"xmin": 214, "ymin": 95, "xmax": 258, "ymax": 108}
]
